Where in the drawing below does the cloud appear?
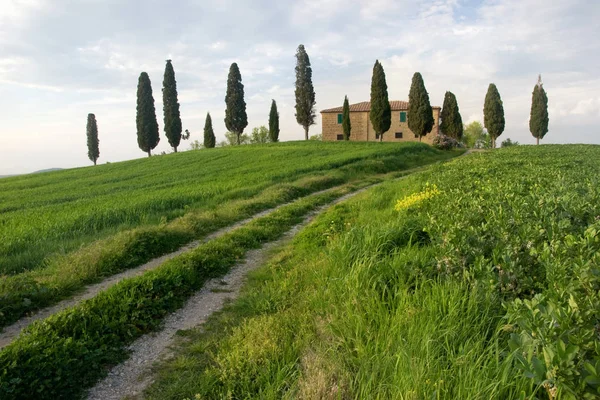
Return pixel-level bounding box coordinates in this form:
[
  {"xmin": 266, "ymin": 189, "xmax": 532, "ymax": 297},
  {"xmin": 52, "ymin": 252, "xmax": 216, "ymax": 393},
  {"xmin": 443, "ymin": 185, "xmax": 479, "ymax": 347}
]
[{"xmin": 0, "ymin": 0, "xmax": 598, "ymax": 174}]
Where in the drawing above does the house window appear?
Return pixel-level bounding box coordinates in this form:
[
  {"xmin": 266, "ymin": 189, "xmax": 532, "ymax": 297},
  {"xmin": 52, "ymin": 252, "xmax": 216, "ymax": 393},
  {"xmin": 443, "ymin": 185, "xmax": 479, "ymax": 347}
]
[
  {"xmin": 395, "ymin": 132, "xmax": 403, "ymax": 139},
  {"xmin": 375, "ymin": 133, "xmax": 380, "ymax": 140},
  {"xmin": 336, "ymin": 134, "xmax": 344, "ymax": 141},
  {"xmin": 414, "ymin": 133, "xmax": 419, "ymax": 138},
  {"xmin": 337, "ymin": 114, "xmax": 343, "ymax": 124},
  {"xmin": 400, "ymin": 112, "xmax": 407, "ymax": 122}
]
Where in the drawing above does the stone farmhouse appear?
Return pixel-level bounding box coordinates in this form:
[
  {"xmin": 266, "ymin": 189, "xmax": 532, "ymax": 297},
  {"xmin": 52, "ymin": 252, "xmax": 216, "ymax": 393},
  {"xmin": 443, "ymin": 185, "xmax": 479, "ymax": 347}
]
[{"xmin": 320, "ymin": 101, "xmax": 441, "ymax": 143}]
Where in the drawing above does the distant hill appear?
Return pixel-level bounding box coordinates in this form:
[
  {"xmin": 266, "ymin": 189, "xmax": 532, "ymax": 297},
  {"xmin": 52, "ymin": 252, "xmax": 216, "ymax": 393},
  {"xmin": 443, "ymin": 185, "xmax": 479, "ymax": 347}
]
[
  {"xmin": 32, "ymin": 168, "xmax": 63, "ymax": 174},
  {"xmin": 0, "ymin": 168, "xmax": 62, "ymax": 179}
]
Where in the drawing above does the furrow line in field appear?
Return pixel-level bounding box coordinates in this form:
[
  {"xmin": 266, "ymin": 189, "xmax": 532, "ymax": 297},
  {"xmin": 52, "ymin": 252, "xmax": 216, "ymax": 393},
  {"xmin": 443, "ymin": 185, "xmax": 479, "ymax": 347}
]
[
  {"xmin": 0, "ymin": 185, "xmax": 345, "ymax": 349},
  {"xmin": 85, "ymin": 180, "xmax": 379, "ymax": 400}
]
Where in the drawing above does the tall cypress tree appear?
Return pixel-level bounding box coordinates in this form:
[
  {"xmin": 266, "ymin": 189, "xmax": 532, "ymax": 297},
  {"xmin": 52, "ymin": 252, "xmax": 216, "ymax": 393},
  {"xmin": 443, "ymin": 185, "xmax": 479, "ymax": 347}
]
[
  {"xmin": 86, "ymin": 113, "xmax": 99, "ymax": 165},
  {"xmin": 136, "ymin": 72, "xmax": 160, "ymax": 157},
  {"xmin": 370, "ymin": 60, "xmax": 391, "ymax": 142},
  {"xmin": 162, "ymin": 59, "xmax": 182, "ymax": 152},
  {"xmin": 294, "ymin": 44, "xmax": 316, "ymax": 140},
  {"xmin": 483, "ymin": 83, "xmax": 505, "ymax": 148},
  {"xmin": 269, "ymin": 100, "xmax": 280, "ymax": 142},
  {"xmin": 439, "ymin": 91, "xmax": 463, "ymax": 140},
  {"xmin": 224, "ymin": 63, "xmax": 248, "ymax": 145},
  {"xmin": 529, "ymin": 75, "xmax": 549, "ymax": 145},
  {"xmin": 203, "ymin": 112, "xmax": 216, "ymax": 148},
  {"xmin": 407, "ymin": 72, "xmax": 434, "ymax": 142},
  {"xmin": 342, "ymin": 95, "xmax": 351, "ymax": 140}
]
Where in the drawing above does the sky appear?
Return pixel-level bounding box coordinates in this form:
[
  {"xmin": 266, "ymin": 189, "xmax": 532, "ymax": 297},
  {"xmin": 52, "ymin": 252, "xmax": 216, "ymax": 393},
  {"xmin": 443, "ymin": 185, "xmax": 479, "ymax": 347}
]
[{"xmin": 0, "ymin": 0, "xmax": 599, "ymax": 174}]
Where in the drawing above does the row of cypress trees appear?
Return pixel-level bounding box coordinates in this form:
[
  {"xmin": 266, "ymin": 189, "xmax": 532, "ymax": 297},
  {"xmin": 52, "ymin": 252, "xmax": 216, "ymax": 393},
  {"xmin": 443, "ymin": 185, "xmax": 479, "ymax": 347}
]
[
  {"xmin": 86, "ymin": 44, "xmax": 315, "ymax": 164},
  {"xmin": 341, "ymin": 61, "xmax": 548, "ymax": 147}
]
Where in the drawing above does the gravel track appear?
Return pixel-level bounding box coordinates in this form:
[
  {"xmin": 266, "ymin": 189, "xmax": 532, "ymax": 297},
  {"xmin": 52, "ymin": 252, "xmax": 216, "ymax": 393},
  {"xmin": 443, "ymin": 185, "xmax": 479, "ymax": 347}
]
[
  {"xmin": 85, "ymin": 186, "xmax": 374, "ymax": 400},
  {"xmin": 0, "ymin": 187, "xmax": 336, "ymax": 349}
]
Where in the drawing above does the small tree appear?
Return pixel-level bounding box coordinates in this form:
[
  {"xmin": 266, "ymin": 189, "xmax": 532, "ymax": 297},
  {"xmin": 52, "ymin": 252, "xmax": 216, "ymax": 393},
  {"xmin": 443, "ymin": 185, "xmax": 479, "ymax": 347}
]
[
  {"xmin": 269, "ymin": 100, "xmax": 280, "ymax": 142},
  {"xmin": 463, "ymin": 121, "xmax": 491, "ymax": 149},
  {"xmin": 370, "ymin": 60, "xmax": 391, "ymax": 142},
  {"xmin": 136, "ymin": 72, "xmax": 160, "ymax": 157},
  {"xmin": 501, "ymin": 138, "xmax": 519, "ymax": 147},
  {"xmin": 203, "ymin": 112, "xmax": 216, "ymax": 148},
  {"xmin": 342, "ymin": 95, "xmax": 351, "ymax": 140},
  {"xmin": 86, "ymin": 113, "xmax": 99, "ymax": 165},
  {"xmin": 439, "ymin": 91, "xmax": 463, "ymax": 140},
  {"xmin": 223, "ymin": 131, "xmax": 250, "ymax": 146},
  {"xmin": 408, "ymin": 72, "xmax": 434, "ymax": 142},
  {"xmin": 483, "ymin": 83, "xmax": 505, "ymax": 148},
  {"xmin": 250, "ymin": 126, "xmax": 270, "ymax": 144},
  {"xmin": 162, "ymin": 60, "xmax": 183, "ymax": 152},
  {"xmin": 529, "ymin": 75, "xmax": 549, "ymax": 145},
  {"xmin": 224, "ymin": 63, "xmax": 248, "ymax": 145},
  {"xmin": 294, "ymin": 44, "xmax": 316, "ymax": 140}
]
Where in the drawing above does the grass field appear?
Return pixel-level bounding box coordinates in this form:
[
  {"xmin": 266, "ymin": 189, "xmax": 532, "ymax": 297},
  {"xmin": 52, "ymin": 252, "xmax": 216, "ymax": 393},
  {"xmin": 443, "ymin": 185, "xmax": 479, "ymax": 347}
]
[
  {"xmin": 0, "ymin": 141, "xmax": 448, "ymax": 276},
  {"xmin": 0, "ymin": 142, "xmax": 458, "ymax": 331},
  {"xmin": 144, "ymin": 145, "xmax": 600, "ymax": 400}
]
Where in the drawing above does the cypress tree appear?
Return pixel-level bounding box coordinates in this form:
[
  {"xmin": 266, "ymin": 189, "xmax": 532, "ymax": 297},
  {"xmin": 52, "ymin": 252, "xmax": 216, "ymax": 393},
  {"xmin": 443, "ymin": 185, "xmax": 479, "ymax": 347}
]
[
  {"xmin": 162, "ymin": 59, "xmax": 182, "ymax": 152},
  {"xmin": 529, "ymin": 75, "xmax": 549, "ymax": 145},
  {"xmin": 407, "ymin": 72, "xmax": 434, "ymax": 142},
  {"xmin": 294, "ymin": 44, "xmax": 316, "ymax": 140},
  {"xmin": 203, "ymin": 112, "xmax": 216, "ymax": 148},
  {"xmin": 370, "ymin": 60, "xmax": 391, "ymax": 142},
  {"xmin": 136, "ymin": 72, "xmax": 160, "ymax": 157},
  {"xmin": 483, "ymin": 83, "xmax": 505, "ymax": 148},
  {"xmin": 86, "ymin": 113, "xmax": 99, "ymax": 165},
  {"xmin": 269, "ymin": 100, "xmax": 280, "ymax": 142},
  {"xmin": 439, "ymin": 91, "xmax": 463, "ymax": 140},
  {"xmin": 342, "ymin": 95, "xmax": 351, "ymax": 140},
  {"xmin": 224, "ymin": 63, "xmax": 248, "ymax": 145}
]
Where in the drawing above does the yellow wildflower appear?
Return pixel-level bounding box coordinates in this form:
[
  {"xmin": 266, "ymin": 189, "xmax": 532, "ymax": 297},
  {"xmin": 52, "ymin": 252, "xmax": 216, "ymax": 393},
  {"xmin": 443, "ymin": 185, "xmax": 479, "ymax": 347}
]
[{"xmin": 394, "ymin": 183, "xmax": 441, "ymax": 211}]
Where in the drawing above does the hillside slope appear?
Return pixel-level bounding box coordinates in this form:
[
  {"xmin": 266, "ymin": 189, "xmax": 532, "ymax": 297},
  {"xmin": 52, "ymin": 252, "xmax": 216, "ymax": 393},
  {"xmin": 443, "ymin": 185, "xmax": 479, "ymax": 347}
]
[
  {"xmin": 144, "ymin": 145, "xmax": 600, "ymax": 399},
  {"xmin": 0, "ymin": 141, "xmax": 446, "ymax": 275}
]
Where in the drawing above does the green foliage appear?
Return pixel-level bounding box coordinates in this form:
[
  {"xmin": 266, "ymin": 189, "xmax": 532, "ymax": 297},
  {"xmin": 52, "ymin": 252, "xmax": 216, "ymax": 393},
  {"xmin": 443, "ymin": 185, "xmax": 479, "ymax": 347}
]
[
  {"xmin": 408, "ymin": 72, "xmax": 434, "ymax": 142},
  {"xmin": 224, "ymin": 63, "xmax": 248, "ymax": 144},
  {"xmin": 369, "ymin": 60, "xmax": 391, "ymax": 141},
  {"xmin": 439, "ymin": 91, "xmax": 463, "ymax": 140},
  {"xmin": 0, "ymin": 187, "xmax": 362, "ymax": 399},
  {"xmin": 342, "ymin": 95, "xmax": 351, "ymax": 140},
  {"xmin": 143, "ymin": 145, "xmax": 600, "ymax": 400},
  {"xmin": 162, "ymin": 60, "xmax": 183, "ymax": 152},
  {"xmin": 86, "ymin": 113, "xmax": 99, "ymax": 165},
  {"xmin": 222, "ymin": 131, "xmax": 250, "ymax": 146},
  {"xmin": 136, "ymin": 72, "xmax": 160, "ymax": 156},
  {"xmin": 0, "ymin": 142, "xmax": 449, "ymax": 328},
  {"xmin": 268, "ymin": 100, "xmax": 280, "ymax": 142},
  {"xmin": 294, "ymin": 44, "xmax": 316, "ymax": 140},
  {"xmin": 483, "ymin": 83, "xmax": 505, "ymax": 148},
  {"xmin": 309, "ymin": 134, "xmax": 322, "ymax": 141},
  {"xmin": 501, "ymin": 138, "xmax": 519, "ymax": 147},
  {"xmin": 203, "ymin": 112, "xmax": 215, "ymax": 149},
  {"xmin": 462, "ymin": 121, "xmax": 492, "ymax": 149},
  {"xmin": 250, "ymin": 126, "xmax": 270, "ymax": 144},
  {"xmin": 530, "ymin": 76, "xmax": 549, "ymax": 145},
  {"xmin": 189, "ymin": 140, "xmax": 203, "ymax": 150}
]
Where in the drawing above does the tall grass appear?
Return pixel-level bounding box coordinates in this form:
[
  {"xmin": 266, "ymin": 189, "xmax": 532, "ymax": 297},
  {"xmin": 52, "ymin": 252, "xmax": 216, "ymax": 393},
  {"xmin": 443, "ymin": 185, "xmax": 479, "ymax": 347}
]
[
  {"xmin": 0, "ymin": 141, "xmax": 445, "ymax": 275},
  {"xmin": 144, "ymin": 145, "xmax": 600, "ymax": 400}
]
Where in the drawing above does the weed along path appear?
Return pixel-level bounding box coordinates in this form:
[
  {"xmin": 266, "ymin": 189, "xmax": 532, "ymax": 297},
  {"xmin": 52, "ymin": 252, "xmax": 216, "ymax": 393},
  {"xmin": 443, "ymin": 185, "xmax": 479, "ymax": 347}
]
[
  {"xmin": 85, "ymin": 185, "xmax": 379, "ymax": 400},
  {"xmin": 0, "ymin": 183, "xmax": 363, "ymax": 349}
]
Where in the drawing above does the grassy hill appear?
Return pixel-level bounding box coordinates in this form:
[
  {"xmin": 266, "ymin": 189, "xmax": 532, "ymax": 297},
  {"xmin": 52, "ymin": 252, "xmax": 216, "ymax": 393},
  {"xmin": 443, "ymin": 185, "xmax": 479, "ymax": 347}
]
[
  {"xmin": 0, "ymin": 141, "xmax": 458, "ymax": 330},
  {"xmin": 142, "ymin": 145, "xmax": 600, "ymax": 399},
  {"xmin": 0, "ymin": 141, "xmax": 449, "ymax": 276}
]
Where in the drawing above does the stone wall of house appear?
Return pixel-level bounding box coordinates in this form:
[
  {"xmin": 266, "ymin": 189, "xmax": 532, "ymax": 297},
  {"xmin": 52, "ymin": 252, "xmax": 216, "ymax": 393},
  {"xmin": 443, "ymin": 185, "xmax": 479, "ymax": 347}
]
[{"xmin": 322, "ymin": 108, "xmax": 440, "ymax": 143}]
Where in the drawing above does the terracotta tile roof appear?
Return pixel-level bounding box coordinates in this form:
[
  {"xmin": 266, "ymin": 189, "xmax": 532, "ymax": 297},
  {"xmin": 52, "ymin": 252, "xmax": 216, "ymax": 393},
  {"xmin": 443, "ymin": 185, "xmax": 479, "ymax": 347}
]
[{"xmin": 321, "ymin": 100, "xmax": 440, "ymax": 113}]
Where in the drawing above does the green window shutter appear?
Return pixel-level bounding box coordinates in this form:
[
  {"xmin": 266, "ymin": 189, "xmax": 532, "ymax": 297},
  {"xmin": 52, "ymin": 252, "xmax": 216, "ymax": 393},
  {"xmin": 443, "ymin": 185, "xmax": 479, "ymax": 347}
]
[
  {"xmin": 337, "ymin": 114, "xmax": 343, "ymax": 124},
  {"xmin": 400, "ymin": 112, "xmax": 406, "ymax": 122}
]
